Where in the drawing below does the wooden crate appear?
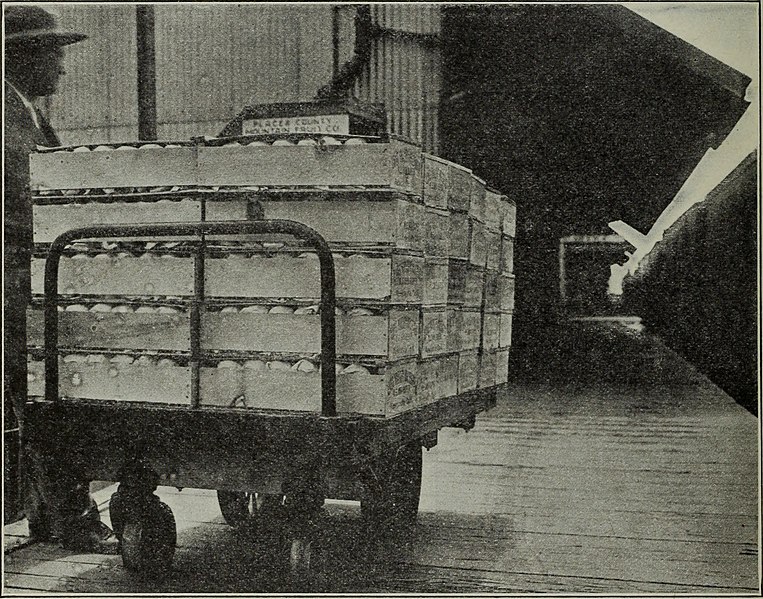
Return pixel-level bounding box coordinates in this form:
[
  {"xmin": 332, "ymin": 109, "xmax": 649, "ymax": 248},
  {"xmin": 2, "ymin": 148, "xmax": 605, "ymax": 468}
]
[
  {"xmin": 446, "ymin": 260, "xmax": 467, "ymax": 305},
  {"xmin": 448, "ymin": 212, "xmax": 469, "ymax": 260},
  {"xmin": 486, "ymin": 229, "xmax": 501, "ymax": 271},
  {"xmin": 420, "ymin": 308, "xmax": 448, "ymax": 358},
  {"xmin": 30, "ymin": 146, "xmax": 196, "ymax": 191},
  {"xmin": 29, "ymin": 357, "xmax": 425, "ymax": 417},
  {"xmin": 499, "ymin": 312, "xmax": 514, "ymax": 349},
  {"xmin": 502, "ymin": 200, "xmax": 517, "ymax": 237},
  {"xmin": 477, "ymin": 351, "xmax": 497, "ymax": 389},
  {"xmin": 30, "ymin": 140, "xmax": 423, "ymax": 194},
  {"xmin": 32, "ymin": 253, "xmax": 425, "ymax": 303},
  {"xmin": 458, "ymin": 350, "xmax": 479, "ymax": 393},
  {"xmin": 32, "ymin": 197, "xmax": 249, "ymax": 244},
  {"xmin": 447, "ymin": 163, "xmax": 472, "ymax": 213},
  {"xmin": 424, "ymin": 208, "xmax": 449, "ymax": 258},
  {"xmin": 483, "ymin": 189, "xmax": 503, "ymax": 232},
  {"xmin": 423, "ymin": 259, "xmax": 449, "ymax": 306},
  {"xmin": 26, "ymin": 310, "xmax": 190, "ymax": 351},
  {"xmin": 469, "ymin": 176, "xmax": 486, "ymax": 223},
  {"xmin": 418, "ymin": 354, "xmax": 459, "ymax": 404},
  {"xmin": 482, "ymin": 312, "xmax": 500, "ymax": 351},
  {"xmin": 31, "ymin": 255, "xmax": 196, "ymax": 297},
  {"xmin": 202, "ymin": 309, "xmax": 419, "ymax": 359},
  {"xmin": 447, "ymin": 308, "xmax": 481, "ymax": 352},
  {"xmin": 464, "ymin": 267, "xmax": 485, "ymax": 308},
  {"xmin": 468, "ymin": 220, "xmax": 487, "ymax": 268},
  {"xmin": 27, "ymin": 359, "xmax": 192, "ymax": 404},
  {"xmin": 200, "ymin": 359, "xmax": 419, "ymax": 417},
  {"xmin": 261, "ymin": 193, "xmax": 425, "ymax": 252},
  {"xmin": 500, "ymin": 235, "xmax": 514, "ymax": 275},
  {"xmin": 495, "ymin": 349, "xmax": 510, "ymax": 384},
  {"xmin": 422, "ymin": 153, "xmax": 449, "ymax": 209},
  {"xmin": 485, "ymin": 272, "xmax": 516, "ymax": 312},
  {"xmin": 498, "ymin": 275, "xmax": 516, "ymax": 311}
]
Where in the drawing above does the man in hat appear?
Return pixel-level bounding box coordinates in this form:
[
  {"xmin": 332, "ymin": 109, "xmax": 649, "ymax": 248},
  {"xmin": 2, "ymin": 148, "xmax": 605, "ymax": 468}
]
[{"xmin": 4, "ymin": 5, "xmax": 118, "ymax": 553}]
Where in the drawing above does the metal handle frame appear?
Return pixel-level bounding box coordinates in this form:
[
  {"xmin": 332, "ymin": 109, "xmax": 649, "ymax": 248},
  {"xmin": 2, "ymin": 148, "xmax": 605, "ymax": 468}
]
[{"xmin": 43, "ymin": 220, "xmax": 338, "ymax": 417}]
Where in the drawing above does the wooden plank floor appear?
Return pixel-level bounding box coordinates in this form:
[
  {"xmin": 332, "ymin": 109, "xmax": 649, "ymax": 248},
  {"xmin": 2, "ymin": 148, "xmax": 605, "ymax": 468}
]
[{"xmin": 3, "ymin": 326, "xmax": 760, "ymax": 594}]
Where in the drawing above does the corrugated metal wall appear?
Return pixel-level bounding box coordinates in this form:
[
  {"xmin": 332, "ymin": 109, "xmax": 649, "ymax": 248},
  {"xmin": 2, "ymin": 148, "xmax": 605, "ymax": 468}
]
[
  {"xmin": 48, "ymin": 4, "xmax": 441, "ymax": 152},
  {"xmin": 355, "ymin": 4, "xmax": 442, "ymax": 152},
  {"xmin": 46, "ymin": 4, "xmax": 138, "ymax": 144}
]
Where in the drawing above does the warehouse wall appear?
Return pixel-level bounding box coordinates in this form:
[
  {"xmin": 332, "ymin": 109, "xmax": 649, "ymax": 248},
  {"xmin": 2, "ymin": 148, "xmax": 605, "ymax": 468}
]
[
  {"xmin": 355, "ymin": 4, "xmax": 442, "ymax": 151},
  {"xmin": 47, "ymin": 4, "xmax": 442, "ymax": 152}
]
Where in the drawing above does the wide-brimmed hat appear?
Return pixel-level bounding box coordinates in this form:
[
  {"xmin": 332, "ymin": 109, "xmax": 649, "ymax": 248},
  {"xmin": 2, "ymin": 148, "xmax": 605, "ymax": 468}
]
[{"xmin": 4, "ymin": 5, "xmax": 87, "ymax": 46}]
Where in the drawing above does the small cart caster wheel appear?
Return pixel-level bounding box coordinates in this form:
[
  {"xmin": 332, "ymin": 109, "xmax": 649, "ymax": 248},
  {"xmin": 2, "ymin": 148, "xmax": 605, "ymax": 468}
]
[
  {"xmin": 108, "ymin": 489, "xmax": 128, "ymax": 539},
  {"xmin": 217, "ymin": 490, "xmax": 254, "ymax": 528},
  {"xmin": 289, "ymin": 537, "xmax": 313, "ymax": 577},
  {"xmin": 121, "ymin": 500, "xmax": 176, "ymax": 578}
]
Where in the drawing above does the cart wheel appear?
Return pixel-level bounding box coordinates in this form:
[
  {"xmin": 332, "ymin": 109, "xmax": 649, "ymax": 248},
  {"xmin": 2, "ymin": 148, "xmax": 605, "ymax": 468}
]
[
  {"xmin": 217, "ymin": 490, "xmax": 254, "ymax": 528},
  {"xmin": 361, "ymin": 441, "xmax": 423, "ymax": 530},
  {"xmin": 121, "ymin": 500, "xmax": 176, "ymax": 578}
]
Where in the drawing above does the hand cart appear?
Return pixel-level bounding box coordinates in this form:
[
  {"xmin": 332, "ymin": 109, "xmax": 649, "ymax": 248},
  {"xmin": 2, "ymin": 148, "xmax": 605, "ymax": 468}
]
[{"xmin": 25, "ymin": 219, "xmax": 499, "ymax": 579}]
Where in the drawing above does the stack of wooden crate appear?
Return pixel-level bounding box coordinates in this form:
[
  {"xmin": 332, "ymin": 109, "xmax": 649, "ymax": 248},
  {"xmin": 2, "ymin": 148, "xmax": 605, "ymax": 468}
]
[{"xmin": 26, "ymin": 135, "xmax": 515, "ymax": 417}]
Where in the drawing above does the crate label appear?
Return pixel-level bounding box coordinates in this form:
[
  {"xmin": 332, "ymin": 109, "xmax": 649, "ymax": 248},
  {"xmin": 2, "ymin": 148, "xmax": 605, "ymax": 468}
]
[
  {"xmin": 391, "ymin": 254, "xmax": 424, "ymax": 304},
  {"xmin": 421, "ymin": 310, "xmax": 448, "ymax": 357},
  {"xmin": 243, "ymin": 114, "xmax": 349, "ymax": 135},
  {"xmin": 389, "ymin": 310, "xmax": 420, "ymax": 358},
  {"xmin": 389, "ymin": 141, "xmax": 422, "ymax": 194}
]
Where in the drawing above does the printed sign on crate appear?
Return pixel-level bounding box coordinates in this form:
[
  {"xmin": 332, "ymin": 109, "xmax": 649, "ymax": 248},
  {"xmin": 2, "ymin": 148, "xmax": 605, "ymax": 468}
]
[{"xmin": 243, "ymin": 114, "xmax": 350, "ymax": 135}]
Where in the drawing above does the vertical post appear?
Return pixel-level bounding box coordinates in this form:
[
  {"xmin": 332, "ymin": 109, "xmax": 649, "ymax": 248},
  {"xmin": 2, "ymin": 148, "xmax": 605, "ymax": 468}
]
[
  {"xmin": 190, "ymin": 201, "xmax": 207, "ymax": 408},
  {"xmin": 559, "ymin": 238, "xmax": 567, "ymax": 304},
  {"xmin": 136, "ymin": 5, "xmax": 157, "ymax": 141},
  {"xmin": 331, "ymin": 5, "xmax": 341, "ymax": 79}
]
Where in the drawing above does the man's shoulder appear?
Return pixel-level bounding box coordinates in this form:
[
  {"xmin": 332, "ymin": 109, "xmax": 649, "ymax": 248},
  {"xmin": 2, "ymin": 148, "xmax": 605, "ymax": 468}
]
[{"xmin": 5, "ymin": 85, "xmax": 40, "ymax": 149}]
